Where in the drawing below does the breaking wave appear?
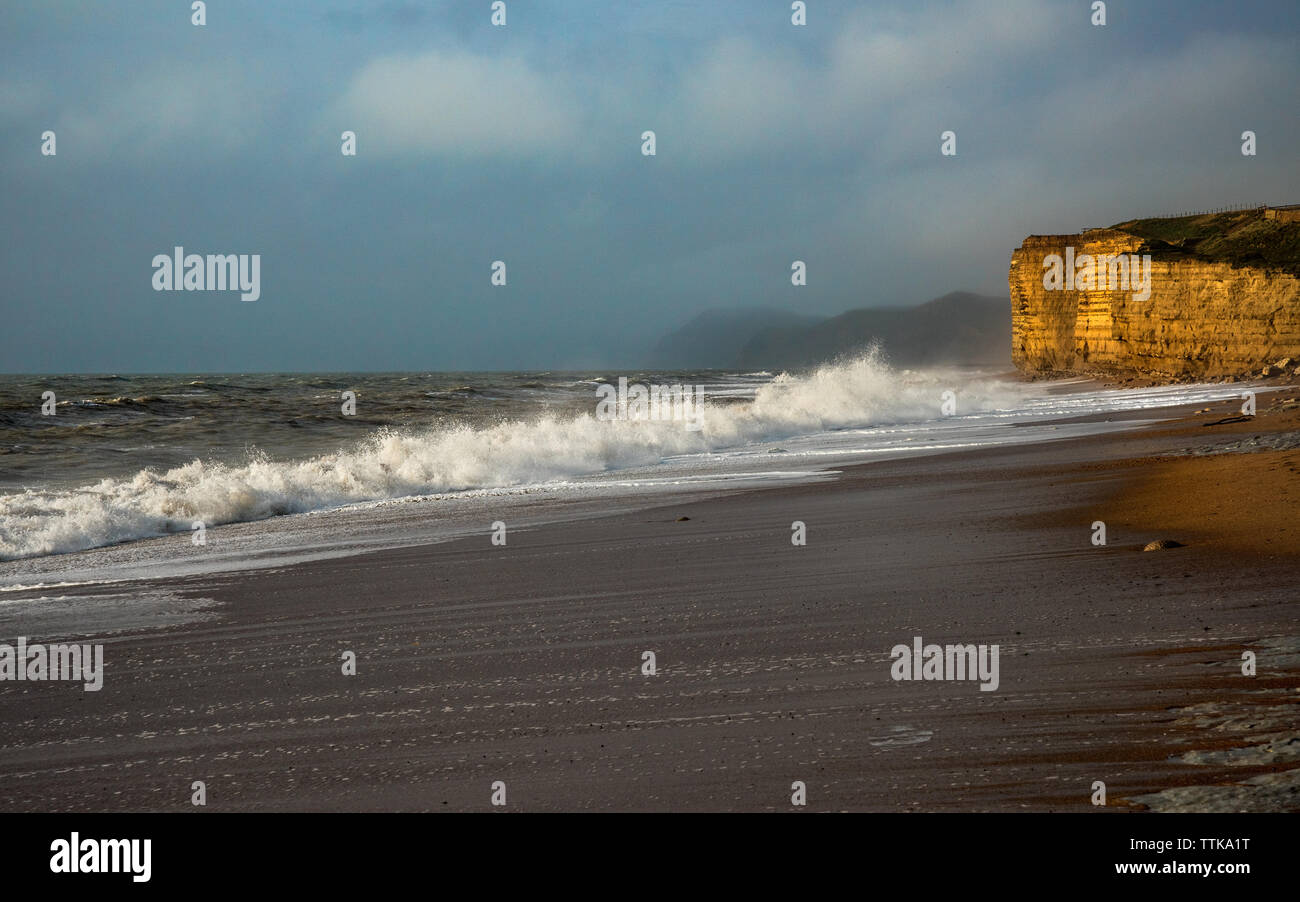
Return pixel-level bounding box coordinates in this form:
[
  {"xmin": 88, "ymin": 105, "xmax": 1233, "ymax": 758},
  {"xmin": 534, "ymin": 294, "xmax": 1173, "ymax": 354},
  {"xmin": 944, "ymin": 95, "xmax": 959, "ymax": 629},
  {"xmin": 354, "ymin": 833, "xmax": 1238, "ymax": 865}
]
[{"xmin": 0, "ymin": 351, "xmax": 1021, "ymax": 560}]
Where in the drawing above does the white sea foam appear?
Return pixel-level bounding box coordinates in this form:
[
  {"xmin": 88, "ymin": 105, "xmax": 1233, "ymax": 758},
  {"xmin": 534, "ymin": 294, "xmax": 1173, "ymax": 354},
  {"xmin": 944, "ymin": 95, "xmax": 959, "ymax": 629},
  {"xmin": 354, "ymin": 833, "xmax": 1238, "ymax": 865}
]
[{"xmin": 0, "ymin": 352, "xmax": 1023, "ymax": 560}]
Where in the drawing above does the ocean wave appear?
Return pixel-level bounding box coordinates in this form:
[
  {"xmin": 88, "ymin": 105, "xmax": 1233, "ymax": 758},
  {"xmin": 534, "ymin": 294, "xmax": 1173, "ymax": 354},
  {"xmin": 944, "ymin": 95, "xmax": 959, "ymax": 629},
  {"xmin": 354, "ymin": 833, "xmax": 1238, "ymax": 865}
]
[
  {"xmin": 0, "ymin": 351, "xmax": 1021, "ymax": 561},
  {"xmin": 54, "ymin": 395, "xmax": 164, "ymax": 409}
]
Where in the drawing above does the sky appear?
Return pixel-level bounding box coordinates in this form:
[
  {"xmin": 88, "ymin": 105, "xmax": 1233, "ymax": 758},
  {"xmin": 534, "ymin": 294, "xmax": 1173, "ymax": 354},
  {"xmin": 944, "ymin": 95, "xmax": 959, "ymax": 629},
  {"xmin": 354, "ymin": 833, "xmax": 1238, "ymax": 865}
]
[{"xmin": 1, "ymin": 0, "xmax": 1297, "ymax": 373}]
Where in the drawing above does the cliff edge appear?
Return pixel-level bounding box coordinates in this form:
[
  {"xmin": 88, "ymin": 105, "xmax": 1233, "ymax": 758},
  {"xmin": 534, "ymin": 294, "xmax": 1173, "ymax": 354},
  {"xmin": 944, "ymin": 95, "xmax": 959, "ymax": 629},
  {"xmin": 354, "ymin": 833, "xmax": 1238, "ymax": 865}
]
[{"xmin": 1010, "ymin": 206, "xmax": 1300, "ymax": 380}]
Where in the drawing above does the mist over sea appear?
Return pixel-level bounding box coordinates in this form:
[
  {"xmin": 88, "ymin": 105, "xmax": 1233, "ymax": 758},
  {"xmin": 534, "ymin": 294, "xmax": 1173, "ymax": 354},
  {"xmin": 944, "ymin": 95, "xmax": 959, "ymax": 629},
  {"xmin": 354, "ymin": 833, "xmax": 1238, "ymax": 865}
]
[{"xmin": 0, "ymin": 354, "xmax": 1251, "ymax": 566}]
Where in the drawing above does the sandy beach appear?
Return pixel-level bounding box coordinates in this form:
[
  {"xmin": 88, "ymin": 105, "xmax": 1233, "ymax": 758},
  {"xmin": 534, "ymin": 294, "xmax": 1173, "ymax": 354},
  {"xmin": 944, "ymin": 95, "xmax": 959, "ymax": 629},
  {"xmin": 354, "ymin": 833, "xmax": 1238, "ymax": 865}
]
[{"xmin": 1, "ymin": 392, "xmax": 1296, "ymax": 813}]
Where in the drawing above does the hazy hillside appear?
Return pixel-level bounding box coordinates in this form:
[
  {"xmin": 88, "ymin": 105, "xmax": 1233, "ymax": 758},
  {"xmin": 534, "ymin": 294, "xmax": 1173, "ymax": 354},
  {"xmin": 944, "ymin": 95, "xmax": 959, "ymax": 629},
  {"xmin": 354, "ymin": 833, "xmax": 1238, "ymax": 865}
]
[
  {"xmin": 646, "ymin": 308, "xmax": 826, "ymax": 368},
  {"xmin": 648, "ymin": 293, "xmax": 1010, "ymax": 371}
]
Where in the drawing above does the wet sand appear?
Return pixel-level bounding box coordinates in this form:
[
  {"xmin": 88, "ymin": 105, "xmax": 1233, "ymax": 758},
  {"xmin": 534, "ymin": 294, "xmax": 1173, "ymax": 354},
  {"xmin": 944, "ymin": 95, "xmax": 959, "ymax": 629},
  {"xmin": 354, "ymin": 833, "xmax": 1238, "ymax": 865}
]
[{"xmin": 1, "ymin": 398, "xmax": 1297, "ymax": 811}]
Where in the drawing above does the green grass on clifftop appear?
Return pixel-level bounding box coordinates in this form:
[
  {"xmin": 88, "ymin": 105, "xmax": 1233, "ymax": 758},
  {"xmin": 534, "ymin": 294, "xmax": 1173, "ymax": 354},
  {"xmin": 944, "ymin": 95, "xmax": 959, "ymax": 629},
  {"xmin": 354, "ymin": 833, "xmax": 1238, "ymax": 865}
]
[{"xmin": 1109, "ymin": 208, "xmax": 1300, "ymax": 275}]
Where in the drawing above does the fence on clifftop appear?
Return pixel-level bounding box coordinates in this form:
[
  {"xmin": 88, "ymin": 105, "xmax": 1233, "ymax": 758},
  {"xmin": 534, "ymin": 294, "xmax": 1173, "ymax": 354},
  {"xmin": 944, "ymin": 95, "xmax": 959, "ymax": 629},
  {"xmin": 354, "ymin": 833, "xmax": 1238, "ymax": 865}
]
[
  {"xmin": 1079, "ymin": 203, "xmax": 1300, "ymax": 232},
  {"xmin": 1132, "ymin": 203, "xmax": 1270, "ymax": 221}
]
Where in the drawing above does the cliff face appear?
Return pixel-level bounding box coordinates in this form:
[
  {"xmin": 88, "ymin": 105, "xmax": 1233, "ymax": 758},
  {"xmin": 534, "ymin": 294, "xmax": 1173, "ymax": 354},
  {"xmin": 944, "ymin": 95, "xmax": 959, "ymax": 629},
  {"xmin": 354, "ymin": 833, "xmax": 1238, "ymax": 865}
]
[{"xmin": 1010, "ymin": 209, "xmax": 1300, "ymax": 380}]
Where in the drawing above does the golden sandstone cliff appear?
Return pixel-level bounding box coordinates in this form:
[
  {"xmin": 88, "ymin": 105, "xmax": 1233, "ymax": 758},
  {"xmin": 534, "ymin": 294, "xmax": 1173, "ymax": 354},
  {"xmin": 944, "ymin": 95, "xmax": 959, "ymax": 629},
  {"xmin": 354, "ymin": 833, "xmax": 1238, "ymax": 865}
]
[{"xmin": 1010, "ymin": 207, "xmax": 1300, "ymax": 380}]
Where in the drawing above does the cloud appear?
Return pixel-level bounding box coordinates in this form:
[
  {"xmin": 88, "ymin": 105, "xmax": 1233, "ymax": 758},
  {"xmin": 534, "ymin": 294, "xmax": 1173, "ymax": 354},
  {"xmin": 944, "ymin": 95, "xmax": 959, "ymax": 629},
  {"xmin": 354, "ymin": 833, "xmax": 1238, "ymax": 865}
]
[
  {"xmin": 327, "ymin": 49, "xmax": 583, "ymax": 158},
  {"xmin": 661, "ymin": 0, "xmax": 1064, "ymax": 163},
  {"xmin": 52, "ymin": 64, "xmax": 270, "ymax": 160},
  {"xmin": 825, "ymin": 0, "xmax": 1060, "ymax": 103}
]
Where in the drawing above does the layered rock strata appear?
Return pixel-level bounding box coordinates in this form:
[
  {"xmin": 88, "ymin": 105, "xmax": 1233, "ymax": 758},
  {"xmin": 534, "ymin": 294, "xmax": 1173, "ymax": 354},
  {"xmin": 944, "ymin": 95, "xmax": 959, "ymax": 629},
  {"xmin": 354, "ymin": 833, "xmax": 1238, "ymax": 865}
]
[{"xmin": 1010, "ymin": 209, "xmax": 1300, "ymax": 380}]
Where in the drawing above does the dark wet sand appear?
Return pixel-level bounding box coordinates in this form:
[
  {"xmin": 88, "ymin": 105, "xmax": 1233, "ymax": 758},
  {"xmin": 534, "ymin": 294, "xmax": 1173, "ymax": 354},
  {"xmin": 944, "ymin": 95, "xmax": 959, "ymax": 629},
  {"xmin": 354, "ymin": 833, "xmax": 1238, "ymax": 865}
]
[{"xmin": 1, "ymin": 399, "xmax": 1297, "ymax": 811}]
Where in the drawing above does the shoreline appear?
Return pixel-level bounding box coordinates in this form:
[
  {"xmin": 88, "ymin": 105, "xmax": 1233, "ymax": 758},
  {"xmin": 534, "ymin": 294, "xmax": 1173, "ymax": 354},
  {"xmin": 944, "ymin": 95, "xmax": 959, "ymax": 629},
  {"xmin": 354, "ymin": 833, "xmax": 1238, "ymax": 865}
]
[
  {"xmin": 0, "ymin": 398, "xmax": 1296, "ymax": 811},
  {"xmin": 0, "ymin": 372, "xmax": 1270, "ymax": 589}
]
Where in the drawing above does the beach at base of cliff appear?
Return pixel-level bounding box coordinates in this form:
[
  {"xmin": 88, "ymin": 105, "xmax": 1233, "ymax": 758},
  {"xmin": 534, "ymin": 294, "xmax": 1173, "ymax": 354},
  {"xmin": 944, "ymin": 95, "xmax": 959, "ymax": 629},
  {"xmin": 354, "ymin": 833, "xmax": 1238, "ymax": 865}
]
[{"xmin": 0, "ymin": 396, "xmax": 1297, "ymax": 812}]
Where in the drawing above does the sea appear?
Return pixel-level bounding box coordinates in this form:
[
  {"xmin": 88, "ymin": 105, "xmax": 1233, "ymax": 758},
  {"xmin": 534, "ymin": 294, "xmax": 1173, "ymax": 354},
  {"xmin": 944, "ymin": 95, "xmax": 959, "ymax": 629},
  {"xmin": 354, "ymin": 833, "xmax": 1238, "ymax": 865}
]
[{"xmin": 0, "ymin": 351, "xmax": 1257, "ymax": 596}]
